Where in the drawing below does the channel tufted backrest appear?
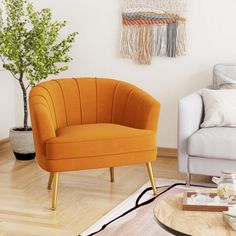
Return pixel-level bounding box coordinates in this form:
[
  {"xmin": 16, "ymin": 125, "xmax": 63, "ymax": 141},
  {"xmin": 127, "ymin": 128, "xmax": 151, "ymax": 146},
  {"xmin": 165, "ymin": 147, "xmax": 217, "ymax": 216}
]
[{"xmin": 29, "ymin": 78, "xmax": 159, "ymax": 131}]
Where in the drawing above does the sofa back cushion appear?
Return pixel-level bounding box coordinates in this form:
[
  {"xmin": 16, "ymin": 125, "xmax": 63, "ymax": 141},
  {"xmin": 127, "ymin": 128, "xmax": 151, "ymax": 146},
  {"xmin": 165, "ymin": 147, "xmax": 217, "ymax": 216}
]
[{"xmin": 214, "ymin": 64, "xmax": 236, "ymax": 89}]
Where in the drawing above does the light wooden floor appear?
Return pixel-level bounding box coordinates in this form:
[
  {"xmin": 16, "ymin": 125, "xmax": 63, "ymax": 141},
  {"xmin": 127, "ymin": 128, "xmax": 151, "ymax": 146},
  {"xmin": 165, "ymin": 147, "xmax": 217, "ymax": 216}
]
[{"xmin": 0, "ymin": 143, "xmax": 210, "ymax": 236}]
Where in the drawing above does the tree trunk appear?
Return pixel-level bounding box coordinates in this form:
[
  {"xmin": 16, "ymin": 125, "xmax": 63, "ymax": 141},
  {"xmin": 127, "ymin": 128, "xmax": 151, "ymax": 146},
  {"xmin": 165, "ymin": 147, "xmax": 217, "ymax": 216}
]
[{"xmin": 19, "ymin": 73, "xmax": 28, "ymax": 130}]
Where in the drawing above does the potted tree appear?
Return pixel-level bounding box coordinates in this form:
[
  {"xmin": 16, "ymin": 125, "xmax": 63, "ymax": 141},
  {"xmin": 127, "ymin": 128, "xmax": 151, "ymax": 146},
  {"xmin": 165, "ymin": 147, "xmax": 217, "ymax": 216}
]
[{"xmin": 0, "ymin": 0, "xmax": 78, "ymax": 160}]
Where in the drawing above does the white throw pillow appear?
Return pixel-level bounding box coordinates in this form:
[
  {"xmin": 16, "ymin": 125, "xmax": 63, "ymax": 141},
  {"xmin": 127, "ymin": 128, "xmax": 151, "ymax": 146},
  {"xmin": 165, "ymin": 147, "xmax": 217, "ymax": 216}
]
[{"xmin": 201, "ymin": 89, "xmax": 236, "ymax": 128}]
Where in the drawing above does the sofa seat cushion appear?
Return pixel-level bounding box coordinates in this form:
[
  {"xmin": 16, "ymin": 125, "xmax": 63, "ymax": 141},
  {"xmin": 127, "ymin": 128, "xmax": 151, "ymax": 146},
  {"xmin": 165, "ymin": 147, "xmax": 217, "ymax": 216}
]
[
  {"xmin": 188, "ymin": 127, "xmax": 236, "ymax": 160},
  {"xmin": 46, "ymin": 123, "xmax": 156, "ymax": 159}
]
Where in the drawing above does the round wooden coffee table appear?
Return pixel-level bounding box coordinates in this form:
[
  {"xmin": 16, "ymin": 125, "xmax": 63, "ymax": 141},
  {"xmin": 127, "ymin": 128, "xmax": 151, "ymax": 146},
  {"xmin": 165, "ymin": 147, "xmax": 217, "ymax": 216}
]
[{"xmin": 154, "ymin": 193, "xmax": 235, "ymax": 236}]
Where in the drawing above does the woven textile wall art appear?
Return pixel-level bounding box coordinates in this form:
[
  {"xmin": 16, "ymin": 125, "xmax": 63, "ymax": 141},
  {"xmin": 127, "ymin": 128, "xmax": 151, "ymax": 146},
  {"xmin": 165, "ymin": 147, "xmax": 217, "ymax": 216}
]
[{"xmin": 121, "ymin": 0, "xmax": 187, "ymax": 64}]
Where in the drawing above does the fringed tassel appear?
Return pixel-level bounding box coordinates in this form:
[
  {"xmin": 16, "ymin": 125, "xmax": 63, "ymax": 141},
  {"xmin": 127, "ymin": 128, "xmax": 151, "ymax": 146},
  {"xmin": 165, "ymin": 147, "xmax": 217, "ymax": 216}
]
[
  {"xmin": 121, "ymin": 25, "xmax": 139, "ymax": 59},
  {"xmin": 167, "ymin": 22, "xmax": 177, "ymax": 57},
  {"xmin": 121, "ymin": 25, "xmax": 153, "ymax": 64},
  {"xmin": 121, "ymin": 25, "xmax": 131, "ymax": 58},
  {"xmin": 136, "ymin": 25, "xmax": 153, "ymax": 64},
  {"xmin": 153, "ymin": 24, "xmax": 167, "ymax": 57},
  {"xmin": 176, "ymin": 21, "xmax": 186, "ymax": 56},
  {"xmin": 152, "ymin": 25, "xmax": 158, "ymax": 56}
]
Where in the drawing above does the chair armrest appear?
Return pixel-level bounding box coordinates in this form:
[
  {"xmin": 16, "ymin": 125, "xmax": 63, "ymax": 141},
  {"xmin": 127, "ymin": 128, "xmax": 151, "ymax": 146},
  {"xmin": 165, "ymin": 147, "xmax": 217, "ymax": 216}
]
[
  {"xmin": 138, "ymin": 96, "xmax": 161, "ymax": 131},
  {"xmin": 178, "ymin": 91, "xmax": 203, "ymax": 173},
  {"xmin": 124, "ymin": 92, "xmax": 161, "ymax": 131},
  {"xmin": 29, "ymin": 100, "xmax": 56, "ymax": 157}
]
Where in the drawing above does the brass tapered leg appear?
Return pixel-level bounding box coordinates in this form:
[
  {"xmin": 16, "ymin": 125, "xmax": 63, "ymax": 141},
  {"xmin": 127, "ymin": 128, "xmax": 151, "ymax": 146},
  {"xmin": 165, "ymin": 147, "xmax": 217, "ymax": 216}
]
[
  {"xmin": 52, "ymin": 172, "xmax": 59, "ymax": 210},
  {"xmin": 47, "ymin": 173, "xmax": 54, "ymax": 190},
  {"xmin": 146, "ymin": 162, "xmax": 157, "ymax": 195},
  {"xmin": 110, "ymin": 167, "xmax": 114, "ymax": 182}
]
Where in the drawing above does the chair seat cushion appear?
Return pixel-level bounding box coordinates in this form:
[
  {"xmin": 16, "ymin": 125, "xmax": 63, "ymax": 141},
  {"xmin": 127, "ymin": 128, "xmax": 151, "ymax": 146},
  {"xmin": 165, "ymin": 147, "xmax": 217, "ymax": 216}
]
[
  {"xmin": 188, "ymin": 127, "xmax": 236, "ymax": 160},
  {"xmin": 46, "ymin": 123, "xmax": 156, "ymax": 159}
]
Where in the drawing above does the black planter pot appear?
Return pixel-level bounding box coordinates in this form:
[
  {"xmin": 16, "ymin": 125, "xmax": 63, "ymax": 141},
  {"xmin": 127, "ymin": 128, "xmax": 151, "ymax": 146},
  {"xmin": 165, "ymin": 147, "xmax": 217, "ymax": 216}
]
[
  {"xmin": 9, "ymin": 127, "xmax": 35, "ymax": 160},
  {"xmin": 13, "ymin": 152, "xmax": 35, "ymax": 160}
]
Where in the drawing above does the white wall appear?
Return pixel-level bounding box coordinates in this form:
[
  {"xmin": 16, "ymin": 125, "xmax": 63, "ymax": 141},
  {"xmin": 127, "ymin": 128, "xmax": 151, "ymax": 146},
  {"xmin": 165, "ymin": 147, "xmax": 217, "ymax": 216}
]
[
  {"xmin": 11, "ymin": 0, "xmax": 236, "ymax": 147},
  {"xmin": 0, "ymin": 71, "xmax": 16, "ymax": 138}
]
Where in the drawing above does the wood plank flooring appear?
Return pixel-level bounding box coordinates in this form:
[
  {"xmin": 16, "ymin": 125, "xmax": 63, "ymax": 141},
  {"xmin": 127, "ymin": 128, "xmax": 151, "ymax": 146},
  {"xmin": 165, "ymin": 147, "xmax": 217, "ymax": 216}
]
[{"xmin": 0, "ymin": 144, "xmax": 210, "ymax": 236}]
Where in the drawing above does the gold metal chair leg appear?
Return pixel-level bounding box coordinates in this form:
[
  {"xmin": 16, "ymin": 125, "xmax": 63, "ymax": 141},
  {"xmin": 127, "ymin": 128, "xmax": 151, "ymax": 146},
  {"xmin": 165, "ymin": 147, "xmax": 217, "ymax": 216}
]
[
  {"xmin": 110, "ymin": 167, "xmax": 115, "ymax": 182},
  {"xmin": 146, "ymin": 162, "xmax": 157, "ymax": 195},
  {"xmin": 47, "ymin": 173, "xmax": 54, "ymax": 190},
  {"xmin": 52, "ymin": 172, "xmax": 59, "ymax": 210}
]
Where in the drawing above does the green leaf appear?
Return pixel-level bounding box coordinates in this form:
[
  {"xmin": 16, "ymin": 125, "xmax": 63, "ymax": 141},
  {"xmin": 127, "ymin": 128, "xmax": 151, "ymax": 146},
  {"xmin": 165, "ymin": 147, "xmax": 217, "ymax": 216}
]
[
  {"xmin": 0, "ymin": 0, "xmax": 78, "ymax": 83},
  {"xmin": 0, "ymin": 0, "xmax": 78, "ymax": 128}
]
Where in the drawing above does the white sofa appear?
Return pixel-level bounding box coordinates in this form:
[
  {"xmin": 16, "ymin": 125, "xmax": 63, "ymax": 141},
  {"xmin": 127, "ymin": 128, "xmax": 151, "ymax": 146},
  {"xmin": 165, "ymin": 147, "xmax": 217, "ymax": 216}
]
[{"xmin": 178, "ymin": 64, "xmax": 236, "ymax": 185}]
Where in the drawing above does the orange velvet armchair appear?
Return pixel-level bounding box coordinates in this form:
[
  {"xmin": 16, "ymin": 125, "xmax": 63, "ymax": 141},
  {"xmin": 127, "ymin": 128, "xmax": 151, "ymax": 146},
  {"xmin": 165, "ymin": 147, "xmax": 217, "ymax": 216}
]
[{"xmin": 29, "ymin": 78, "xmax": 160, "ymax": 210}]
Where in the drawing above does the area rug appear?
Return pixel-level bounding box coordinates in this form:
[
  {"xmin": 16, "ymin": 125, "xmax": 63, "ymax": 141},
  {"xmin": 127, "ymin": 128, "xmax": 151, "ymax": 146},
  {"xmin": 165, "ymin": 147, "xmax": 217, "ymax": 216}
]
[{"xmin": 80, "ymin": 178, "xmax": 214, "ymax": 236}]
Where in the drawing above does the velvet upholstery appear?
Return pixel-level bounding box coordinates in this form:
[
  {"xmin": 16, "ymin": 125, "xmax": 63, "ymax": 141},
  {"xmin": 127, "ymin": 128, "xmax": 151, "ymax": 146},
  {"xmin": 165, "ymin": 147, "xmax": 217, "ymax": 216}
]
[{"xmin": 29, "ymin": 78, "xmax": 160, "ymax": 173}]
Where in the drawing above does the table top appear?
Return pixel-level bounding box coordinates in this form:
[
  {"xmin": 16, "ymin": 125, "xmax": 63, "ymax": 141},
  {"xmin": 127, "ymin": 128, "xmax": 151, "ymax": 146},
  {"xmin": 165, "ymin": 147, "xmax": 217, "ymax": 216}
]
[{"xmin": 154, "ymin": 193, "xmax": 236, "ymax": 236}]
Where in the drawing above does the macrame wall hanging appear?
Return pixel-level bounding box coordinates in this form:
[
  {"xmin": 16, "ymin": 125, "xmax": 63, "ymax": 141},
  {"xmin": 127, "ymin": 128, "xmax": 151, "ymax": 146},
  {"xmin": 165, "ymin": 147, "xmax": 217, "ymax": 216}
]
[{"xmin": 121, "ymin": 0, "xmax": 187, "ymax": 64}]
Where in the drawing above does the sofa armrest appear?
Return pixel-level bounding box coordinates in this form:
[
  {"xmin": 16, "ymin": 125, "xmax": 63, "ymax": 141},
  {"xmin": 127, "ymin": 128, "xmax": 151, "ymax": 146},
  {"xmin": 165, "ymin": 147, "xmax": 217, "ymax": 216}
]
[{"xmin": 178, "ymin": 91, "xmax": 204, "ymax": 173}]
